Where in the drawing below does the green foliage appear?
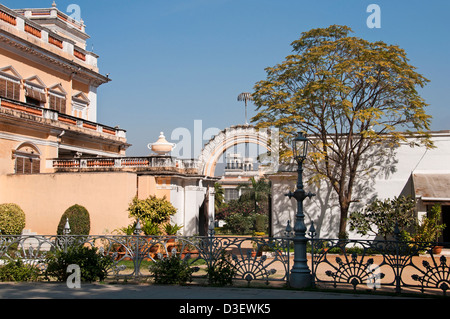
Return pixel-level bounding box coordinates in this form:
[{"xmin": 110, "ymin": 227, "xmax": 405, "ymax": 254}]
[
  {"xmin": 128, "ymin": 195, "xmax": 176, "ymax": 227},
  {"xmin": 214, "ymin": 183, "xmax": 225, "ymax": 212},
  {"xmin": 254, "ymin": 214, "xmax": 268, "ymax": 233},
  {"xmin": 237, "ymin": 177, "xmax": 271, "ymax": 215},
  {"xmin": 0, "ymin": 203, "xmax": 26, "ymax": 235},
  {"xmin": 216, "ymin": 199, "xmax": 255, "ymax": 220},
  {"xmin": 57, "ymin": 204, "xmax": 90, "ymax": 235},
  {"xmin": 218, "ymin": 200, "xmax": 268, "ymax": 235},
  {"xmin": 121, "ymin": 196, "xmax": 178, "ymax": 236},
  {"xmin": 349, "ymin": 196, "xmax": 417, "ymax": 240},
  {"xmin": 224, "ymin": 214, "xmax": 255, "ymax": 235},
  {"xmin": 44, "ymin": 245, "xmax": 113, "ymax": 282},
  {"xmin": 148, "ymin": 253, "xmax": 197, "ymax": 285},
  {"xmin": 215, "ymin": 178, "xmax": 270, "ymax": 235},
  {"xmin": 164, "ymin": 223, "xmax": 183, "ymax": 235},
  {"xmin": 413, "ymin": 204, "xmax": 446, "ymax": 243},
  {"xmin": 207, "ymin": 251, "xmax": 236, "ymax": 286},
  {"xmin": 0, "ymin": 259, "xmax": 40, "ymax": 282},
  {"xmin": 141, "ymin": 219, "xmax": 162, "ymax": 236},
  {"xmin": 116, "ymin": 224, "xmax": 135, "ymax": 235}
]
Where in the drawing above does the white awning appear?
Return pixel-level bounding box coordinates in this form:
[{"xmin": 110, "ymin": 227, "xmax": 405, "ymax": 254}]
[{"xmin": 413, "ymin": 172, "xmax": 450, "ymax": 203}]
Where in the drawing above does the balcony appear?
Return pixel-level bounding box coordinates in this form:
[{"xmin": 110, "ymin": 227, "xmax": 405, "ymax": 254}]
[
  {"xmin": 0, "ymin": 96, "xmax": 126, "ymax": 139},
  {"xmin": 51, "ymin": 156, "xmax": 200, "ymax": 175}
]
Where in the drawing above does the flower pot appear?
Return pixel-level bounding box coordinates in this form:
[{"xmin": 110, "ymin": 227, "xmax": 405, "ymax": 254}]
[{"xmin": 432, "ymin": 246, "xmax": 443, "ymax": 254}]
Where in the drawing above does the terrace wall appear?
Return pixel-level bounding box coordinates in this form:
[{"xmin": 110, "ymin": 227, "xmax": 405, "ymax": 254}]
[{"xmin": 0, "ymin": 172, "xmax": 137, "ymax": 234}]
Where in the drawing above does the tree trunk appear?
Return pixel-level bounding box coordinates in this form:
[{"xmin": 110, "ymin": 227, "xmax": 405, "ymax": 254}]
[{"xmin": 338, "ymin": 200, "xmax": 350, "ymax": 239}]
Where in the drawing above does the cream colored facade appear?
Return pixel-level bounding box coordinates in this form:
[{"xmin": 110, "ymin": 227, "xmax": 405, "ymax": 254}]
[
  {"xmin": 0, "ymin": 171, "xmax": 214, "ymax": 235},
  {"xmin": 0, "ymin": 3, "xmax": 129, "ymax": 175},
  {"xmin": 0, "ymin": 4, "xmax": 215, "ymax": 236}
]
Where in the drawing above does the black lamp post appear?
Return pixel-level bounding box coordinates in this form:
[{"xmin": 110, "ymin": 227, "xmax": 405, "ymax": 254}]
[{"xmin": 285, "ymin": 132, "xmax": 315, "ymax": 288}]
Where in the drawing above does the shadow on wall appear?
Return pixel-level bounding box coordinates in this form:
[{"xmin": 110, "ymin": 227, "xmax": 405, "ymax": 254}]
[
  {"xmin": 300, "ymin": 142, "xmax": 400, "ymax": 238},
  {"xmin": 185, "ymin": 216, "xmax": 199, "ymax": 236}
]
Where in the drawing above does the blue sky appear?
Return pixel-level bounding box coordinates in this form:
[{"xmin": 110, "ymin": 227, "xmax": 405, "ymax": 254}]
[{"xmin": 4, "ymin": 0, "xmax": 450, "ymax": 158}]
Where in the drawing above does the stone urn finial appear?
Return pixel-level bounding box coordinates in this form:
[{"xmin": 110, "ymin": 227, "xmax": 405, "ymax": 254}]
[{"xmin": 148, "ymin": 132, "xmax": 176, "ymax": 156}]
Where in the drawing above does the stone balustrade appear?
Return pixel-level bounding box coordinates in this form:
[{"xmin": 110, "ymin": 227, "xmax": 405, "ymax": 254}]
[{"xmin": 51, "ymin": 156, "xmax": 200, "ymax": 173}]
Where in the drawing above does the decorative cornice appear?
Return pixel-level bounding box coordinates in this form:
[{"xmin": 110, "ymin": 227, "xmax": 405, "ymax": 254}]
[{"xmin": 0, "ymin": 30, "xmax": 109, "ymax": 87}]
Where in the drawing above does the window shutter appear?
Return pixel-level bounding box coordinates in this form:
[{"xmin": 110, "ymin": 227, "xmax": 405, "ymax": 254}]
[
  {"xmin": 49, "ymin": 93, "xmax": 66, "ymax": 113},
  {"xmin": 0, "ymin": 78, "xmax": 20, "ymax": 100},
  {"xmin": 0, "ymin": 78, "xmax": 6, "ymax": 97},
  {"xmin": 12, "ymin": 81, "xmax": 20, "ymax": 100},
  {"xmin": 32, "ymin": 158, "xmax": 40, "ymax": 174},
  {"xmin": 15, "ymin": 157, "xmax": 24, "ymax": 174},
  {"xmin": 15, "ymin": 156, "xmax": 40, "ymax": 174},
  {"xmin": 24, "ymin": 158, "xmax": 32, "ymax": 174},
  {"xmin": 25, "ymin": 86, "xmax": 46, "ymax": 103}
]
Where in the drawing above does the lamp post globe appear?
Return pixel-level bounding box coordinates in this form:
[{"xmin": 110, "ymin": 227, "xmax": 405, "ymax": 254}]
[{"xmin": 293, "ymin": 131, "xmax": 309, "ymax": 163}]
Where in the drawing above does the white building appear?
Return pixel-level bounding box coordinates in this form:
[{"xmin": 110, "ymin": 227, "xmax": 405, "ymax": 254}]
[{"xmin": 268, "ymin": 130, "xmax": 450, "ymax": 240}]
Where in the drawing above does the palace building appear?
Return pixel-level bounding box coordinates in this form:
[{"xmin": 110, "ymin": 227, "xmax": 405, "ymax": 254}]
[
  {"xmin": 0, "ymin": 3, "xmax": 215, "ymax": 236},
  {"xmin": 0, "ymin": 2, "xmax": 129, "ymax": 176}
]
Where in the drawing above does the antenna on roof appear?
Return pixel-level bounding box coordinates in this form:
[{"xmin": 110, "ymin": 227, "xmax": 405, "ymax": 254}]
[{"xmin": 237, "ymin": 92, "xmax": 253, "ymax": 125}]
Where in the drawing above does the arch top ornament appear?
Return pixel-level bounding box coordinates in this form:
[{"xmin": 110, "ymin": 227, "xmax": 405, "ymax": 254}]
[{"xmin": 198, "ymin": 124, "xmax": 279, "ymax": 177}]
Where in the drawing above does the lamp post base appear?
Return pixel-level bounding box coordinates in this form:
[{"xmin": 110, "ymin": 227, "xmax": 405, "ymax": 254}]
[{"xmin": 290, "ymin": 271, "xmax": 312, "ymax": 289}]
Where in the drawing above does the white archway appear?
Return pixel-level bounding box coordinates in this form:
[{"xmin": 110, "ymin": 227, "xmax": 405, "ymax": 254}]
[{"xmin": 198, "ymin": 125, "xmax": 279, "ymax": 177}]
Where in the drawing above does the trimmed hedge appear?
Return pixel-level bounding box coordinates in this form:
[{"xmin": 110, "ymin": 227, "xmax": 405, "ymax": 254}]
[
  {"xmin": 56, "ymin": 204, "xmax": 90, "ymax": 235},
  {"xmin": 0, "ymin": 203, "xmax": 26, "ymax": 235}
]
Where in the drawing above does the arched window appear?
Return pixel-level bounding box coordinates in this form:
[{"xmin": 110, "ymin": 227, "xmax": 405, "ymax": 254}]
[{"xmin": 13, "ymin": 142, "xmax": 41, "ymax": 174}]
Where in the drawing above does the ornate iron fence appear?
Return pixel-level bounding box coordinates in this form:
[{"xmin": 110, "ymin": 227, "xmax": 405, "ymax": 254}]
[
  {"xmin": 0, "ymin": 233, "xmax": 293, "ymax": 285},
  {"xmin": 309, "ymin": 237, "xmax": 450, "ymax": 296},
  {"xmin": 0, "ymin": 232, "xmax": 449, "ymax": 296}
]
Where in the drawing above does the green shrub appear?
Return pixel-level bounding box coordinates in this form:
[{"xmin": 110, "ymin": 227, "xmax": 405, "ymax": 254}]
[
  {"xmin": 57, "ymin": 204, "xmax": 90, "ymax": 235},
  {"xmin": 254, "ymin": 214, "xmax": 268, "ymax": 233},
  {"xmin": 224, "ymin": 214, "xmax": 254, "ymax": 235},
  {"xmin": 0, "ymin": 259, "xmax": 40, "ymax": 282},
  {"xmin": 44, "ymin": 245, "xmax": 113, "ymax": 282},
  {"xmin": 125, "ymin": 196, "xmax": 177, "ymax": 235},
  {"xmin": 148, "ymin": 253, "xmax": 198, "ymax": 285},
  {"xmin": 0, "ymin": 203, "xmax": 26, "ymax": 235},
  {"xmin": 207, "ymin": 251, "xmax": 235, "ymax": 286},
  {"xmin": 128, "ymin": 196, "xmax": 177, "ymax": 224}
]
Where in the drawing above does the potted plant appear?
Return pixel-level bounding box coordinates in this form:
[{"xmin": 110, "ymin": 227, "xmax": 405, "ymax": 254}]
[
  {"xmin": 164, "ymin": 223, "xmax": 183, "ymax": 236},
  {"xmin": 251, "ymin": 242, "xmax": 257, "ymax": 257},
  {"xmin": 251, "ymin": 235, "xmax": 264, "ymax": 257},
  {"xmin": 321, "ymin": 241, "xmax": 330, "ymax": 253},
  {"xmin": 139, "ymin": 219, "xmax": 163, "ymax": 259},
  {"xmin": 415, "ymin": 204, "xmax": 446, "ymax": 254},
  {"xmin": 430, "ymin": 204, "xmax": 445, "ymax": 254},
  {"xmin": 164, "ymin": 223, "xmax": 183, "ymax": 254},
  {"xmin": 181, "ymin": 241, "xmax": 200, "ymax": 259}
]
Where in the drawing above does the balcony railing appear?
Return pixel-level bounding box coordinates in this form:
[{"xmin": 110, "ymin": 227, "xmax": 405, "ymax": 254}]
[
  {"xmin": 52, "ymin": 156, "xmax": 200, "ymax": 172},
  {"xmin": 0, "ymin": 9, "xmax": 16, "ymax": 25},
  {"xmin": 0, "ymin": 97, "xmax": 126, "ymax": 139}
]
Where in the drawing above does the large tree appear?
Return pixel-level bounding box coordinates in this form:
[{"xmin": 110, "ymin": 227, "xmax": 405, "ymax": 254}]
[{"xmin": 252, "ymin": 25, "xmax": 433, "ymax": 238}]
